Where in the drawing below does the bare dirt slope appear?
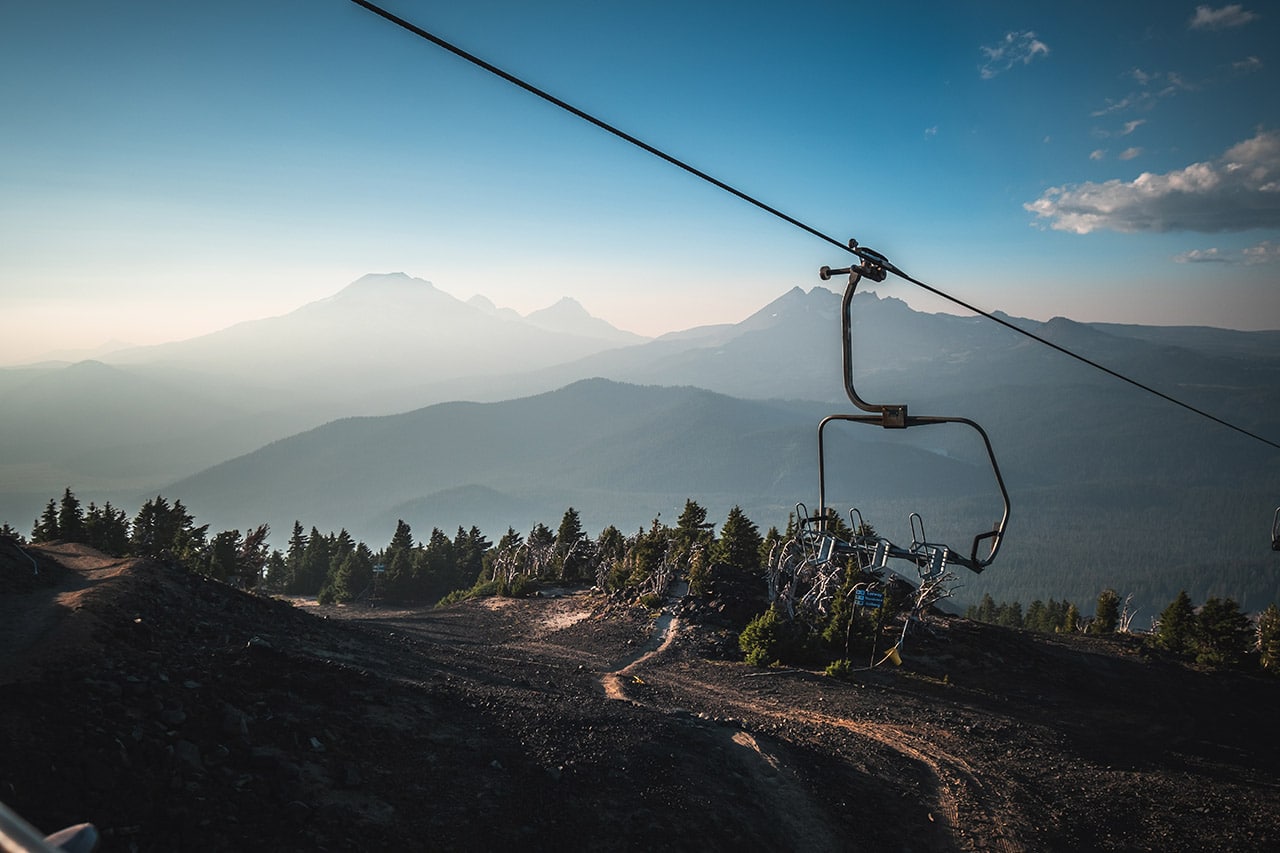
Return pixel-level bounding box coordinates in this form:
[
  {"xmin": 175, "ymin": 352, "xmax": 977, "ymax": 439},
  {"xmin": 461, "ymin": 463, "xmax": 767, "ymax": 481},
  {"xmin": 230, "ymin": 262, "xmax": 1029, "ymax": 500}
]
[{"xmin": 2, "ymin": 544, "xmax": 1278, "ymax": 851}]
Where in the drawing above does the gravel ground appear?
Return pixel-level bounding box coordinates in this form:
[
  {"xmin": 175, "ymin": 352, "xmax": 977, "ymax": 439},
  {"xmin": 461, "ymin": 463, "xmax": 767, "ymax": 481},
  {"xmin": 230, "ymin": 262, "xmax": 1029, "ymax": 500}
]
[{"xmin": 2, "ymin": 543, "xmax": 1278, "ymax": 851}]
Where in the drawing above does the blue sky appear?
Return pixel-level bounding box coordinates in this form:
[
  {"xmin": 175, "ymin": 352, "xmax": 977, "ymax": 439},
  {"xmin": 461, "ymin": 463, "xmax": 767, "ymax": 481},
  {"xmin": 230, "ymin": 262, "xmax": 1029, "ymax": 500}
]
[{"xmin": 2, "ymin": 1, "xmax": 1277, "ymax": 364}]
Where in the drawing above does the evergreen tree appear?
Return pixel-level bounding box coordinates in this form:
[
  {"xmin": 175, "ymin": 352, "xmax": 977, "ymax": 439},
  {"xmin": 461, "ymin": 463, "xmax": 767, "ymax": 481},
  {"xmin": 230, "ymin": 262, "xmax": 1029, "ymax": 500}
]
[
  {"xmin": 1256, "ymin": 603, "xmax": 1280, "ymax": 675},
  {"xmin": 595, "ymin": 525, "xmax": 627, "ymax": 590},
  {"xmin": 207, "ymin": 530, "xmax": 243, "ymax": 583},
  {"xmin": 555, "ymin": 508, "xmax": 585, "ymax": 580},
  {"xmin": 453, "ymin": 526, "xmax": 490, "ymax": 588},
  {"xmin": 31, "ymin": 499, "xmax": 59, "ymax": 542},
  {"xmin": 673, "ymin": 499, "xmax": 714, "ymax": 589},
  {"xmin": 616, "ymin": 517, "xmax": 669, "ymax": 591},
  {"xmin": 291, "ymin": 526, "xmax": 331, "ymax": 595},
  {"xmin": 527, "ymin": 522, "xmax": 555, "ymax": 550},
  {"xmin": 595, "ymin": 525, "xmax": 625, "ymax": 564},
  {"xmin": 320, "ymin": 544, "xmax": 374, "ymax": 604},
  {"xmin": 1061, "ymin": 602, "xmax": 1081, "ymax": 633},
  {"xmin": 263, "ymin": 549, "xmax": 289, "ymax": 590},
  {"xmin": 83, "ymin": 501, "xmax": 130, "ymax": 556},
  {"xmin": 555, "ymin": 508, "xmax": 584, "ymax": 553},
  {"xmin": 759, "ymin": 525, "xmax": 781, "ymax": 573},
  {"xmin": 130, "ymin": 496, "xmax": 208, "ymax": 565},
  {"xmin": 1044, "ymin": 600, "xmax": 1068, "ymax": 634},
  {"xmin": 996, "ymin": 601, "xmax": 1024, "ymax": 629},
  {"xmin": 237, "ymin": 524, "xmax": 270, "ymax": 589},
  {"xmin": 713, "ymin": 506, "xmax": 763, "ymax": 573},
  {"xmin": 383, "ymin": 546, "xmax": 416, "ymax": 601},
  {"xmin": 57, "ymin": 488, "xmax": 85, "ymax": 543},
  {"xmin": 1194, "ymin": 597, "xmax": 1252, "ymax": 667},
  {"xmin": 279, "ymin": 521, "xmax": 309, "ymax": 591},
  {"xmin": 387, "ymin": 519, "xmax": 415, "ymax": 555},
  {"xmin": 1092, "ymin": 589, "xmax": 1121, "ymax": 634},
  {"xmin": 1155, "ymin": 590, "xmax": 1196, "ymax": 655},
  {"xmin": 1025, "ymin": 600, "xmax": 1047, "ymax": 632}
]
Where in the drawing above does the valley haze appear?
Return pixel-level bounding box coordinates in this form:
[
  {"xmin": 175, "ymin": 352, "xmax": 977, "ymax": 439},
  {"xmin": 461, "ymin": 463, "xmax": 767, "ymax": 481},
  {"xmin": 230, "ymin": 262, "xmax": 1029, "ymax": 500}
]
[{"xmin": 2, "ymin": 272, "xmax": 1278, "ymax": 620}]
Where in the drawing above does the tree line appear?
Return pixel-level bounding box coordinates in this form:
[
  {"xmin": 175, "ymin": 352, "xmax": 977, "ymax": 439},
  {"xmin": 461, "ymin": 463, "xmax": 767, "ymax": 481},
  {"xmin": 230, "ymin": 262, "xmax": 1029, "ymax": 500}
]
[
  {"xmin": 9, "ymin": 489, "xmax": 770, "ymax": 608},
  {"xmin": 966, "ymin": 587, "xmax": 1280, "ymax": 674},
  {"xmin": 9, "ymin": 487, "xmax": 1278, "ymax": 677}
]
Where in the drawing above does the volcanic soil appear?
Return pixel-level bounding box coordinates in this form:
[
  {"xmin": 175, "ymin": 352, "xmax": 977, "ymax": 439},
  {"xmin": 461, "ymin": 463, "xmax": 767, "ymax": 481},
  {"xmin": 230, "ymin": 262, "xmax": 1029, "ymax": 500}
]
[{"xmin": 2, "ymin": 542, "xmax": 1279, "ymax": 851}]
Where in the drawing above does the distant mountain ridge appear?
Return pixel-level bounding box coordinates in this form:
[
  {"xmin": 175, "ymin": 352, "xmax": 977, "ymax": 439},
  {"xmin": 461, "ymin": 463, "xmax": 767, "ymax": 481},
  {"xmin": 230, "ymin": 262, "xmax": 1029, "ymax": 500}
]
[{"xmin": 2, "ymin": 274, "xmax": 1278, "ymax": 618}]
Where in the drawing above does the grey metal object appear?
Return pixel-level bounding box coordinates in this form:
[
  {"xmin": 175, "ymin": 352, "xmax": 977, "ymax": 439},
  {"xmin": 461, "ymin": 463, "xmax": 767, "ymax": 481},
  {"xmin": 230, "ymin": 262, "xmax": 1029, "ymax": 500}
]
[
  {"xmin": 0, "ymin": 800, "xmax": 97, "ymax": 853},
  {"xmin": 1273, "ymin": 507, "xmax": 1279, "ymax": 551},
  {"xmin": 816, "ymin": 241, "xmax": 1011, "ymax": 574}
]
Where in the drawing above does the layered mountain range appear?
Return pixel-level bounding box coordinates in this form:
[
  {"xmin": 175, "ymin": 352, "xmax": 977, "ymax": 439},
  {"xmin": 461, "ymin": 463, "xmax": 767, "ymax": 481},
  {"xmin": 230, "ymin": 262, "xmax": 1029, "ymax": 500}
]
[{"xmin": 3, "ymin": 272, "xmax": 1278, "ymax": 616}]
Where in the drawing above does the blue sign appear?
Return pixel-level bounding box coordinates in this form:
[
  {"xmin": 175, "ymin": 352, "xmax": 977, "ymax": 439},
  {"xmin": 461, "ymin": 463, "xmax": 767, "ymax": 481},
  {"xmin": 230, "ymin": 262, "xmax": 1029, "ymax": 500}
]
[{"xmin": 854, "ymin": 589, "xmax": 884, "ymax": 608}]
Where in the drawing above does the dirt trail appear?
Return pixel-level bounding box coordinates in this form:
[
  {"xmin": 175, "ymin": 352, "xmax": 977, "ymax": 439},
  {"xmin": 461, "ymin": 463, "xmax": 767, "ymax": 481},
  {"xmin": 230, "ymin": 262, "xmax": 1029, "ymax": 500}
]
[
  {"xmin": 599, "ymin": 581, "xmax": 687, "ymax": 701},
  {"xmin": 0, "ymin": 544, "xmax": 133, "ymax": 684}
]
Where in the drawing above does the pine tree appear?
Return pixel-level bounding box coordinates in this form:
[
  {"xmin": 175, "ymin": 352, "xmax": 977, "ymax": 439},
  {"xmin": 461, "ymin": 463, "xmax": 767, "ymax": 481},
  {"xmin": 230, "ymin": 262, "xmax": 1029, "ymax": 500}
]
[
  {"xmin": 714, "ymin": 506, "xmax": 763, "ymax": 573},
  {"xmin": 31, "ymin": 499, "xmax": 60, "ymax": 543},
  {"xmin": 387, "ymin": 519, "xmax": 415, "ymax": 555},
  {"xmin": 237, "ymin": 524, "xmax": 270, "ymax": 589},
  {"xmin": 263, "ymin": 550, "xmax": 289, "ymax": 590},
  {"xmin": 453, "ymin": 526, "xmax": 490, "ymax": 588},
  {"xmin": 279, "ymin": 521, "xmax": 308, "ymax": 591},
  {"xmin": 1025, "ymin": 600, "xmax": 1047, "ymax": 632},
  {"xmin": 1092, "ymin": 589, "xmax": 1121, "ymax": 634},
  {"xmin": 996, "ymin": 601, "xmax": 1024, "ymax": 629},
  {"xmin": 759, "ymin": 525, "xmax": 781, "ymax": 573},
  {"xmin": 527, "ymin": 522, "xmax": 555, "ymax": 550},
  {"xmin": 1194, "ymin": 597, "xmax": 1251, "ymax": 667},
  {"xmin": 207, "ymin": 530, "xmax": 243, "ymax": 582},
  {"xmin": 555, "ymin": 508, "xmax": 585, "ymax": 580},
  {"xmin": 1155, "ymin": 590, "xmax": 1196, "ymax": 655},
  {"xmin": 1061, "ymin": 602, "xmax": 1081, "ymax": 633},
  {"xmin": 673, "ymin": 499, "xmax": 714, "ymax": 588},
  {"xmin": 292, "ymin": 527, "xmax": 331, "ymax": 595},
  {"xmin": 57, "ymin": 488, "xmax": 85, "ymax": 543},
  {"xmin": 130, "ymin": 496, "xmax": 208, "ymax": 565}
]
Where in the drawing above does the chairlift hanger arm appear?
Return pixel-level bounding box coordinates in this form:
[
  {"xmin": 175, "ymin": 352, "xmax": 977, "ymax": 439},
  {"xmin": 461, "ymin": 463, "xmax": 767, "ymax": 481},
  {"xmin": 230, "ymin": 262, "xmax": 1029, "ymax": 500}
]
[{"xmin": 816, "ymin": 413, "xmax": 1010, "ymax": 571}]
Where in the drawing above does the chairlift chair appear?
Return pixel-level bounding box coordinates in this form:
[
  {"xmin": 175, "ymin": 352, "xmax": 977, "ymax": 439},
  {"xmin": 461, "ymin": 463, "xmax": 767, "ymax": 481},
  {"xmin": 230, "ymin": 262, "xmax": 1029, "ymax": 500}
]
[{"xmin": 814, "ymin": 241, "xmax": 1011, "ymax": 575}]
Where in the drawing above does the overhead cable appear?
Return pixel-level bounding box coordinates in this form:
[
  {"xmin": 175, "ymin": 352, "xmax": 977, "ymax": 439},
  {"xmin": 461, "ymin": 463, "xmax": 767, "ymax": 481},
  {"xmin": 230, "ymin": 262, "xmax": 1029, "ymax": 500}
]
[{"xmin": 347, "ymin": 0, "xmax": 1280, "ymax": 453}]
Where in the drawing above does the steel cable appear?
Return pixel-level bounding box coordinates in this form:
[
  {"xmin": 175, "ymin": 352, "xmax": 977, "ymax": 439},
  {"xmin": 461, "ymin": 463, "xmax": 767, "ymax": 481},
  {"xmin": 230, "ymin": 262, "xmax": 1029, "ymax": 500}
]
[{"xmin": 348, "ymin": 0, "xmax": 1280, "ymax": 453}]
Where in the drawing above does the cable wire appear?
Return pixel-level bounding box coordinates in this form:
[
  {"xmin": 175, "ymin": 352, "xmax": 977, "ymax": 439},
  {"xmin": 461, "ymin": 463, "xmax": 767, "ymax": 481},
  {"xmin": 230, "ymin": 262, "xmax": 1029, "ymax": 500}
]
[{"xmin": 348, "ymin": 0, "xmax": 1280, "ymax": 453}]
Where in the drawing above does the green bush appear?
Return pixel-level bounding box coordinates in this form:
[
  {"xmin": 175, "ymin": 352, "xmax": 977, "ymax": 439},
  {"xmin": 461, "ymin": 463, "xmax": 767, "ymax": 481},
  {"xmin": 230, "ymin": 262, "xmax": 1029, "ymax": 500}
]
[
  {"xmin": 825, "ymin": 658, "xmax": 853, "ymax": 679},
  {"xmin": 739, "ymin": 607, "xmax": 787, "ymax": 667}
]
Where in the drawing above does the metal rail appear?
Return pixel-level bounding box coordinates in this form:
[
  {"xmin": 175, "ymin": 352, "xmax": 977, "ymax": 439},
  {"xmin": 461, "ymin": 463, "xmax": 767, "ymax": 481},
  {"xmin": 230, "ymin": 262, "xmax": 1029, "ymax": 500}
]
[{"xmin": 815, "ymin": 241, "xmax": 1011, "ymax": 573}]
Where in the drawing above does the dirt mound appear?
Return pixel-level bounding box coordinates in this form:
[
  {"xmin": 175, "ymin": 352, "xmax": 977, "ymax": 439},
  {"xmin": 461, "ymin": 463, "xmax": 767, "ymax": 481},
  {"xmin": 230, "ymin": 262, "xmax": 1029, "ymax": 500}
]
[{"xmin": 2, "ymin": 546, "xmax": 1279, "ymax": 851}]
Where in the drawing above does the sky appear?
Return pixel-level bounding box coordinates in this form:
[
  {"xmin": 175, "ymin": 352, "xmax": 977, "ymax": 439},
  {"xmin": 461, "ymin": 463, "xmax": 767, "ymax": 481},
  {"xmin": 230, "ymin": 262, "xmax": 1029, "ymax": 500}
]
[{"xmin": 2, "ymin": 0, "xmax": 1278, "ymax": 365}]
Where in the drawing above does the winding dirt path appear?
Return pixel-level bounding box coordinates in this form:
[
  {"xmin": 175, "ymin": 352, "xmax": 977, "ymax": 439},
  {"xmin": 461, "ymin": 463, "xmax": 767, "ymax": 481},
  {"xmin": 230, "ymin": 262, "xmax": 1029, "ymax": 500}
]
[{"xmin": 591, "ymin": 580, "xmax": 1031, "ymax": 852}]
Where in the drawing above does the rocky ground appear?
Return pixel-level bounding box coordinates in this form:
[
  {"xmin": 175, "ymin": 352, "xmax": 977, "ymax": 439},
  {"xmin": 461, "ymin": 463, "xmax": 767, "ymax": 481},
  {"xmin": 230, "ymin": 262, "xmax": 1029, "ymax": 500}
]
[{"xmin": 2, "ymin": 541, "xmax": 1279, "ymax": 852}]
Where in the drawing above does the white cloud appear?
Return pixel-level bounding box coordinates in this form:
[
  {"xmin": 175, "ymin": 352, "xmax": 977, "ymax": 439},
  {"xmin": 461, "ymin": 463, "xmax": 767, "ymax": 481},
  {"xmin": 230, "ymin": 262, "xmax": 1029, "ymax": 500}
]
[
  {"xmin": 1174, "ymin": 240, "xmax": 1279, "ymax": 264},
  {"xmin": 1121, "ymin": 119, "xmax": 1146, "ymax": 136},
  {"xmin": 1232, "ymin": 55, "xmax": 1263, "ymax": 74},
  {"xmin": 1243, "ymin": 239, "xmax": 1279, "ymax": 264},
  {"xmin": 1090, "ymin": 149, "xmax": 1106, "ymax": 161},
  {"xmin": 979, "ymin": 31, "xmax": 1050, "ymax": 79},
  {"xmin": 1092, "ymin": 70, "xmax": 1188, "ymax": 117},
  {"xmin": 1174, "ymin": 247, "xmax": 1229, "ymax": 263},
  {"xmin": 925, "ymin": 125, "xmax": 938, "ymax": 137},
  {"xmin": 1189, "ymin": 4, "xmax": 1257, "ymax": 30},
  {"xmin": 1025, "ymin": 129, "xmax": 1280, "ymax": 234},
  {"xmin": 1118, "ymin": 147, "xmax": 1144, "ymax": 160}
]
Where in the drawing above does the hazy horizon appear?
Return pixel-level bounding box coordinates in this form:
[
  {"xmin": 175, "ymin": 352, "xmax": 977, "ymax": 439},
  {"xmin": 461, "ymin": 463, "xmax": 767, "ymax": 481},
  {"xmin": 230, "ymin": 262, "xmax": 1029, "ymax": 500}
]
[{"xmin": 3, "ymin": 1, "xmax": 1278, "ymax": 364}]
